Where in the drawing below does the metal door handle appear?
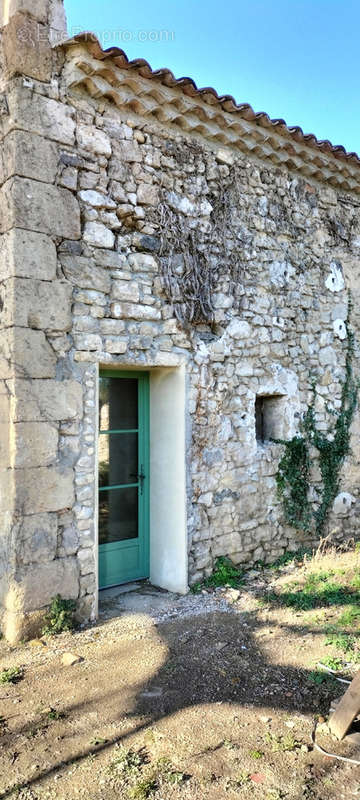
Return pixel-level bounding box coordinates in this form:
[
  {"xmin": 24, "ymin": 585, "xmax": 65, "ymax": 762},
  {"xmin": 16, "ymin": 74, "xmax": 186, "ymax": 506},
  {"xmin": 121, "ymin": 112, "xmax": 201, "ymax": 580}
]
[{"xmin": 130, "ymin": 465, "xmax": 146, "ymax": 494}]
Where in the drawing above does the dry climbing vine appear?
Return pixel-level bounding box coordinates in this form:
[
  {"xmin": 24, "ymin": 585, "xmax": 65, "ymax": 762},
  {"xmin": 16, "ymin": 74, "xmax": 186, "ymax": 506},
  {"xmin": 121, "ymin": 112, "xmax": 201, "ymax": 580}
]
[
  {"xmin": 274, "ymin": 292, "xmax": 359, "ymax": 537},
  {"xmin": 153, "ymin": 164, "xmax": 245, "ymax": 327}
]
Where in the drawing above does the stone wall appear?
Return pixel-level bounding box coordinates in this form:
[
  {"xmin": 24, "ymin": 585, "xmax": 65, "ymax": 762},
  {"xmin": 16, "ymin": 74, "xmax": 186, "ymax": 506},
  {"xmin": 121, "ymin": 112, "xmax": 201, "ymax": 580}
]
[{"xmin": 1, "ymin": 0, "xmax": 360, "ymax": 640}]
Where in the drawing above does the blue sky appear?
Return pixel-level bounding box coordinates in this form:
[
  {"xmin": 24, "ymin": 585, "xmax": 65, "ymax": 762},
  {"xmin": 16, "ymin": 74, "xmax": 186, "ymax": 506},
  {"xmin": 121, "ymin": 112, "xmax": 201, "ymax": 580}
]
[{"xmin": 65, "ymin": 0, "xmax": 360, "ymax": 155}]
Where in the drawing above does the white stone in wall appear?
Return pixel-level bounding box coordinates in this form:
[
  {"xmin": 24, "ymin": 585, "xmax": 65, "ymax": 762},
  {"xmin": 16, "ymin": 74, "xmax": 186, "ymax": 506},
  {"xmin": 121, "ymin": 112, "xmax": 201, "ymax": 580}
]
[
  {"xmin": 110, "ymin": 302, "xmax": 161, "ymax": 321},
  {"xmin": 269, "ymin": 260, "xmax": 295, "ymax": 287},
  {"xmin": 333, "ymin": 319, "xmax": 347, "ymax": 340},
  {"xmin": 73, "ymin": 334, "xmax": 102, "ymax": 351},
  {"xmin": 167, "ymin": 191, "xmax": 195, "ymax": 215},
  {"xmin": 77, "ymin": 125, "xmax": 111, "ymax": 157},
  {"xmin": 79, "ymin": 190, "xmax": 116, "ymax": 209},
  {"xmin": 128, "ymin": 253, "xmax": 158, "ymax": 272},
  {"xmin": 104, "ymin": 338, "xmax": 128, "ymax": 354},
  {"xmin": 18, "ymin": 558, "xmax": 79, "ymax": 611},
  {"xmin": 111, "ymin": 281, "xmax": 140, "ymax": 303},
  {"xmin": 325, "ymin": 261, "xmax": 345, "ymax": 292},
  {"xmin": 83, "ymin": 222, "xmax": 115, "ymax": 249},
  {"xmin": 137, "ymin": 184, "xmax": 159, "ymax": 205},
  {"xmin": 6, "ymin": 88, "xmax": 76, "ymax": 145},
  {"xmin": 319, "ymin": 346, "xmax": 337, "ymax": 366},
  {"xmin": 227, "ymin": 318, "xmax": 252, "ymax": 339},
  {"xmin": 216, "ymin": 148, "xmax": 234, "ymax": 165},
  {"xmin": 333, "ymin": 492, "xmax": 356, "ymax": 516}
]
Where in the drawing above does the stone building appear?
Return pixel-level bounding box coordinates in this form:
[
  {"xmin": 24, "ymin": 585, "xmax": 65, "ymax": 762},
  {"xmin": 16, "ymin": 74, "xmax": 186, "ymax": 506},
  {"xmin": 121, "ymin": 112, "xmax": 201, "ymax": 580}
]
[{"xmin": 1, "ymin": 0, "xmax": 360, "ymax": 642}]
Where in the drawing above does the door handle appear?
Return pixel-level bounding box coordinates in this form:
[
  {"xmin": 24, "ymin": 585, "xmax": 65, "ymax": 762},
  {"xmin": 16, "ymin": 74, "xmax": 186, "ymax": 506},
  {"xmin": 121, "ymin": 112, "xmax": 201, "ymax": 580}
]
[{"xmin": 130, "ymin": 465, "xmax": 146, "ymax": 494}]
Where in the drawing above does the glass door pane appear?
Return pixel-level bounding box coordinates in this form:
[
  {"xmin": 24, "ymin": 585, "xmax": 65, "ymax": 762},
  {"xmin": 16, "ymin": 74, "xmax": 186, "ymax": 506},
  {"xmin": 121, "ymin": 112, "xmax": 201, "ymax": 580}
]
[
  {"xmin": 99, "ymin": 433, "xmax": 138, "ymax": 488},
  {"xmin": 99, "ymin": 487, "xmax": 139, "ymax": 544},
  {"xmin": 99, "ymin": 377, "xmax": 138, "ymax": 431}
]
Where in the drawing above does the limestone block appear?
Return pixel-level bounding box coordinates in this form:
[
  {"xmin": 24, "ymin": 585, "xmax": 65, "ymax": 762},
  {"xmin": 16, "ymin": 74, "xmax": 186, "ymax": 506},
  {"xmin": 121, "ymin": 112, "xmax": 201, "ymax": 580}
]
[
  {"xmin": 5, "ymin": 0, "xmax": 49, "ymax": 23},
  {"xmin": 0, "ymin": 178, "xmax": 81, "ymax": 239},
  {"xmin": 212, "ymin": 533, "xmax": 242, "ymax": 557},
  {"xmin": 78, "ymin": 190, "xmax": 116, "ymax": 209},
  {"xmin": 2, "ymin": 279, "xmax": 72, "ymax": 331},
  {"xmin": 110, "ymin": 302, "xmax": 161, "ymax": 321},
  {"xmin": 77, "ymin": 547, "xmax": 94, "ymax": 575},
  {"xmin": 13, "ymin": 422, "xmax": 58, "ymax": 468},
  {"xmin": 15, "ymin": 466, "xmax": 75, "ymax": 513},
  {"xmin": 60, "ymin": 256, "xmax": 111, "ymax": 294},
  {"xmin": 128, "ymin": 253, "xmax": 158, "ymax": 272},
  {"xmin": 100, "ymin": 319, "xmax": 125, "ymax": 335},
  {"xmin": 104, "ymin": 338, "xmax": 128, "ymax": 354},
  {"xmin": 83, "ymin": 222, "xmax": 115, "ymax": 249},
  {"xmin": 2, "ymin": 14, "xmax": 52, "ymax": 82},
  {"xmin": 0, "ymin": 328, "xmax": 56, "ymax": 378},
  {"xmin": 49, "ymin": 0, "xmax": 67, "ymax": 35},
  {"xmin": 111, "ymin": 281, "xmax": 140, "ymax": 303},
  {"xmin": 109, "ymin": 180, "xmax": 127, "ymax": 203},
  {"xmin": 61, "ymin": 526, "xmax": 79, "ymax": 556},
  {"xmin": 333, "ymin": 492, "xmax": 356, "ymax": 516},
  {"xmin": 73, "ymin": 334, "xmax": 102, "ymax": 351},
  {"xmin": 112, "ymin": 140, "xmax": 141, "ymax": 163},
  {"xmin": 95, "ymin": 250, "xmax": 127, "ymax": 268},
  {"xmin": 0, "ymin": 470, "xmax": 14, "ymax": 511},
  {"xmin": 77, "ymin": 125, "xmax": 111, "ymax": 157},
  {"xmin": 227, "ymin": 318, "xmax": 252, "ymax": 339},
  {"xmin": 0, "ymin": 131, "xmax": 59, "ymax": 186},
  {"xmin": 137, "ymin": 183, "xmax": 159, "ymax": 205},
  {"xmin": 16, "ymin": 513, "xmax": 58, "ymax": 564},
  {"xmin": 167, "ymin": 191, "xmax": 195, "ymax": 215},
  {"xmin": 17, "ymin": 557, "xmax": 79, "ymax": 611},
  {"xmin": 0, "ymin": 230, "xmax": 57, "ymax": 280},
  {"xmin": 319, "ymin": 346, "xmax": 337, "ymax": 366},
  {"xmin": 59, "ymin": 167, "xmax": 78, "ymax": 191},
  {"xmin": 216, "ymin": 148, "xmax": 234, "ymax": 165},
  {"xmin": 5, "ymin": 86, "xmax": 75, "ymax": 145}
]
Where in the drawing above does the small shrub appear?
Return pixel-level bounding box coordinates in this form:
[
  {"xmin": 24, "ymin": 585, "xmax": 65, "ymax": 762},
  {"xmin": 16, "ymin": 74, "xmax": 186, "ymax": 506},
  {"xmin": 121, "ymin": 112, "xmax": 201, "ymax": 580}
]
[
  {"xmin": 320, "ymin": 655, "xmax": 343, "ymax": 671},
  {"xmin": 307, "ymin": 669, "xmax": 336, "ymax": 686},
  {"xmin": 0, "ymin": 666, "xmax": 22, "ymax": 684},
  {"xmin": 191, "ymin": 557, "xmax": 244, "ymax": 593},
  {"xmin": 42, "ymin": 594, "xmax": 76, "ymax": 635},
  {"xmin": 109, "ymin": 746, "xmax": 144, "ymax": 777},
  {"xmin": 250, "ymin": 749, "xmax": 264, "ymax": 759},
  {"xmin": 128, "ymin": 777, "xmax": 157, "ymax": 800},
  {"xmin": 265, "ymin": 732, "xmax": 299, "ymax": 752}
]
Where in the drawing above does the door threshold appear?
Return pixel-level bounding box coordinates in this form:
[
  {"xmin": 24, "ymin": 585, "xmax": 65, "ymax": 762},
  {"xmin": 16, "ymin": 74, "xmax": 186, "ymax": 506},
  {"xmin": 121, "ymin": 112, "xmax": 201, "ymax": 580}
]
[{"xmin": 99, "ymin": 580, "xmax": 148, "ymax": 602}]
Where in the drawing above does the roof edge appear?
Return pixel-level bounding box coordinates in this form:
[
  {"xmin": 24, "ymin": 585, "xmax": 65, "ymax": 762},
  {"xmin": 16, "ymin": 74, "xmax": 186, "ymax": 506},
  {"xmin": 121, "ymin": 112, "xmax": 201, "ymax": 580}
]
[{"xmin": 58, "ymin": 32, "xmax": 360, "ymax": 176}]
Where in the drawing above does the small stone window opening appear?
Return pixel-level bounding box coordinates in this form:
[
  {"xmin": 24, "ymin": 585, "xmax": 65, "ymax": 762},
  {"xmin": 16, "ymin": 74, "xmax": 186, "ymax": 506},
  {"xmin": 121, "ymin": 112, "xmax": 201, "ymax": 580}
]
[{"xmin": 255, "ymin": 394, "xmax": 286, "ymax": 444}]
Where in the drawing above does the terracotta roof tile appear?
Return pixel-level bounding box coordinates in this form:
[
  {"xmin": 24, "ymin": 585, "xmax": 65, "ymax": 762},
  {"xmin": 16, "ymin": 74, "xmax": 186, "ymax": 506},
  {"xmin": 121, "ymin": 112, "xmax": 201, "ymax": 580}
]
[{"xmin": 59, "ymin": 33, "xmax": 360, "ymax": 176}]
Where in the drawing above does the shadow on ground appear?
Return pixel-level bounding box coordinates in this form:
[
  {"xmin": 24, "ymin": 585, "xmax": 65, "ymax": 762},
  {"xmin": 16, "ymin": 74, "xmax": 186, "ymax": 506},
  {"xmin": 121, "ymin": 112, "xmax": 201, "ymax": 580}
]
[{"xmin": 1, "ymin": 586, "xmax": 359, "ymax": 799}]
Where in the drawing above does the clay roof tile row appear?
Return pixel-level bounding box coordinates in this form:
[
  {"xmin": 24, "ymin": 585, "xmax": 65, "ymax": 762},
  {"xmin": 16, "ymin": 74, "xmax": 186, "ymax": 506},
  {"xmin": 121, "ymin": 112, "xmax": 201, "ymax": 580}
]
[{"xmin": 60, "ymin": 33, "xmax": 360, "ymax": 169}]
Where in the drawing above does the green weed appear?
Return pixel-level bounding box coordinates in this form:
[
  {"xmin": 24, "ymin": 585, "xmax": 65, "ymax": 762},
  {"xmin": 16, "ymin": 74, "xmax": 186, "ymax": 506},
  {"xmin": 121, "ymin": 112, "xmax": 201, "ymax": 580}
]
[
  {"xmin": 269, "ymin": 570, "xmax": 360, "ymax": 611},
  {"xmin": 265, "ymin": 732, "xmax": 299, "ymax": 752},
  {"xmin": 0, "ymin": 666, "xmax": 22, "ymax": 684},
  {"xmin": 250, "ymin": 749, "xmax": 264, "ymax": 759},
  {"xmin": 307, "ymin": 669, "xmax": 336, "ymax": 686},
  {"xmin": 109, "ymin": 747, "xmax": 145, "ymax": 777},
  {"xmin": 191, "ymin": 557, "xmax": 244, "ymax": 593},
  {"xmin": 42, "ymin": 594, "xmax": 76, "ymax": 635},
  {"xmin": 128, "ymin": 777, "xmax": 157, "ymax": 799},
  {"xmin": 319, "ymin": 655, "xmax": 343, "ymax": 671}
]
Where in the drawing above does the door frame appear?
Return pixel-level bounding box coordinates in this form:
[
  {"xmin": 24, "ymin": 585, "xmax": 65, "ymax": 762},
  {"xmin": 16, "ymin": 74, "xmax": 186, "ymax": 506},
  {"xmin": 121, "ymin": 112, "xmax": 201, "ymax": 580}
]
[{"xmin": 98, "ymin": 369, "xmax": 150, "ymax": 589}]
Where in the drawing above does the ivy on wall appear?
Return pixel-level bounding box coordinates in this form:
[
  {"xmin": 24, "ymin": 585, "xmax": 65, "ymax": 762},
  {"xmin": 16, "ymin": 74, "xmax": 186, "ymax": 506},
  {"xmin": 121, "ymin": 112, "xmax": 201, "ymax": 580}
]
[{"xmin": 274, "ymin": 292, "xmax": 359, "ymax": 537}]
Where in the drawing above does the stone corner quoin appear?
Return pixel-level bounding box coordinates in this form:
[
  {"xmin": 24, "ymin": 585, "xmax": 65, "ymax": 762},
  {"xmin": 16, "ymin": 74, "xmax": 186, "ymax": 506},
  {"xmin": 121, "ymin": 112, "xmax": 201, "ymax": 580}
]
[{"xmin": 0, "ymin": 0, "xmax": 360, "ymax": 642}]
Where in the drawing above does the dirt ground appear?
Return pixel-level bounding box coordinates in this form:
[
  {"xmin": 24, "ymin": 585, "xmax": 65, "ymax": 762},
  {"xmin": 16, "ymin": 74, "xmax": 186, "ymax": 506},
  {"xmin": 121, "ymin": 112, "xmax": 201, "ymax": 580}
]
[{"xmin": 1, "ymin": 553, "xmax": 360, "ymax": 800}]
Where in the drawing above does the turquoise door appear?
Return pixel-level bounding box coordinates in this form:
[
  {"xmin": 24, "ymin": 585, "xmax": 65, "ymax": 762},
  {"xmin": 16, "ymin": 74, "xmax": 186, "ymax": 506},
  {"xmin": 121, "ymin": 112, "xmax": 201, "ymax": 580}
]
[{"xmin": 98, "ymin": 370, "xmax": 150, "ymax": 589}]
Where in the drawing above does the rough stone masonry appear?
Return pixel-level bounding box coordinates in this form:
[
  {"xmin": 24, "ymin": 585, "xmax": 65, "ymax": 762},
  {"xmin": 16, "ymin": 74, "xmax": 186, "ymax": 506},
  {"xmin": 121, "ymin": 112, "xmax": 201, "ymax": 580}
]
[{"xmin": 0, "ymin": 0, "xmax": 360, "ymax": 642}]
